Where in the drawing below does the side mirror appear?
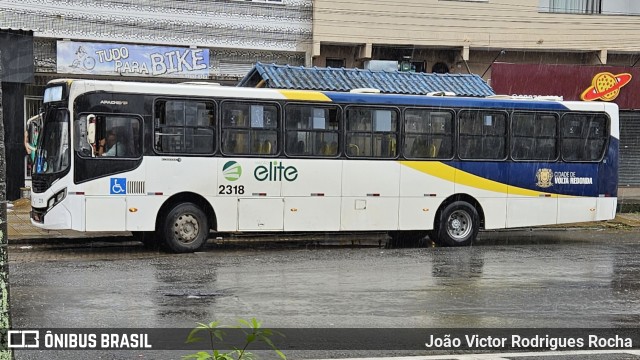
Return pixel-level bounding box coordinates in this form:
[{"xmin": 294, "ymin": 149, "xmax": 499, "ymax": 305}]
[
  {"xmin": 24, "ymin": 113, "xmax": 41, "ymax": 157},
  {"xmin": 87, "ymin": 114, "xmax": 96, "ymax": 144}
]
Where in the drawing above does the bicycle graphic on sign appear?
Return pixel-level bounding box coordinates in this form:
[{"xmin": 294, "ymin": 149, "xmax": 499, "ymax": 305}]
[{"xmin": 70, "ymin": 46, "xmax": 96, "ymax": 70}]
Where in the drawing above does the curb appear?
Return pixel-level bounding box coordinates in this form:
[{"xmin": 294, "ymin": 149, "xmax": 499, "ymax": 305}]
[{"xmin": 9, "ymin": 234, "xmax": 136, "ymax": 245}]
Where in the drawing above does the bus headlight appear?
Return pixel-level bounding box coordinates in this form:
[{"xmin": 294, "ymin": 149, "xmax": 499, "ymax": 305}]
[{"xmin": 47, "ymin": 188, "xmax": 67, "ymax": 209}]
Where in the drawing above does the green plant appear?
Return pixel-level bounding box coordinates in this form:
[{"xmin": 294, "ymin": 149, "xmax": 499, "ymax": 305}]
[{"xmin": 184, "ymin": 318, "xmax": 286, "ymax": 360}]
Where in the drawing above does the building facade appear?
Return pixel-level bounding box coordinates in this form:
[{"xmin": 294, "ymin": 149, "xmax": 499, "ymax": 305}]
[
  {"xmin": 312, "ymin": 0, "xmax": 640, "ymax": 74},
  {"xmin": 313, "ymin": 0, "xmax": 640, "ymax": 192},
  {"xmin": 0, "ymin": 0, "xmax": 312, "ymax": 200}
]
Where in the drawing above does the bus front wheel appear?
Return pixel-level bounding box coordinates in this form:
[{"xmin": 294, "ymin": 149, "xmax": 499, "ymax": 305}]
[
  {"xmin": 162, "ymin": 203, "xmax": 209, "ymax": 253},
  {"xmin": 436, "ymin": 201, "xmax": 479, "ymax": 247}
]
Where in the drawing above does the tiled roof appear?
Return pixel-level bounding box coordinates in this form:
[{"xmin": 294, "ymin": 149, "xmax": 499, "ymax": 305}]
[{"xmin": 238, "ymin": 62, "xmax": 495, "ymax": 97}]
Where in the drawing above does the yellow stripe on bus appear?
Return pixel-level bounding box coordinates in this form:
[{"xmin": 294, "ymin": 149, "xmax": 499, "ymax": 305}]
[
  {"xmin": 278, "ymin": 90, "xmax": 332, "ymax": 102},
  {"xmin": 400, "ymin": 161, "xmax": 559, "ymax": 198}
]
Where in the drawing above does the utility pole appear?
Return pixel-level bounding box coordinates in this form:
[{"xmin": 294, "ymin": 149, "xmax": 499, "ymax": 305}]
[{"xmin": 0, "ymin": 81, "xmax": 13, "ymax": 359}]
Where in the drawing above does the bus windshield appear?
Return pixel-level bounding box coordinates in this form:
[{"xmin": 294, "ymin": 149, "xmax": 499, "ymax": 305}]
[{"xmin": 34, "ymin": 108, "xmax": 70, "ymax": 174}]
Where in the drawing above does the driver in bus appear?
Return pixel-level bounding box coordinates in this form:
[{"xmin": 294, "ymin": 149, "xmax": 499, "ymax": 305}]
[{"xmin": 97, "ymin": 130, "xmax": 123, "ymax": 156}]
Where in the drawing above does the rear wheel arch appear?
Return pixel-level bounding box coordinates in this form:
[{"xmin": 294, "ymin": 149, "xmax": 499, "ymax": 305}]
[
  {"xmin": 432, "ymin": 194, "xmax": 484, "ymax": 246},
  {"xmin": 434, "ymin": 194, "xmax": 485, "ymax": 230}
]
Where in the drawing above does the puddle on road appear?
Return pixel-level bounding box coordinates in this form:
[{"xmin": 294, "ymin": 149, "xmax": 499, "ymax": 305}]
[{"xmin": 163, "ymin": 289, "xmax": 232, "ymax": 298}]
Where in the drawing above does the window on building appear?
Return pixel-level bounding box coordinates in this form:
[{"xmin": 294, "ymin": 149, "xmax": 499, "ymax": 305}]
[
  {"xmin": 511, "ymin": 112, "xmax": 558, "ymax": 161},
  {"xmin": 221, "ymin": 101, "xmax": 278, "ymax": 156},
  {"xmin": 459, "ymin": 110, "xmax": 507, "ymax": 160},
  {"xmin": 154, "ymin": 100, "xmax": 215, "ymax": 154},
  {"xmin": 561, "ymin": 113, "xmax": 607, "ymax": 162},
  {"xmin": 326, "ymin": 58, "xmax": 345, "ymax": 68},
  {"xmin": 285, "ymin": 105, "xmax": 340, "ymax": 157},
  {"xmin": 431, "ymin": 62, "xmax": 450, "ymax": 74},
  {"xmin": 346, "ymin": 107, "xmax": 399, "ymax": 158},
  {"xmin": 412, "ymin": 61, "xmax": 426, "ymax": 73},
  {"xmin": 540, "ymin": 0, "xmax": 602, "ymax": 14},
  {"xmin": 601, "ymin": 0, "xmax": 640, "ymax": 15},
  {"xmin": 403, "ymin": 109, "xmax": 454, "ymax": 159}
]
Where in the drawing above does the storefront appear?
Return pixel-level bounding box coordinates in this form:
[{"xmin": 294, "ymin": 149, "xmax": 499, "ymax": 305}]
[
  {"xmin": 491, "ymin": 63, "xmax": 640, "ymax": 187},
  {"xmin": 0, "ymin": 29, "xmax": 34, "ymax": 201}
]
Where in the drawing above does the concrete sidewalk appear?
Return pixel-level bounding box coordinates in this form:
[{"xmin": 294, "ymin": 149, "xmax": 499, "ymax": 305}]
[{"xmin": 6, "ymin": 197, "xmax": 640, "ymax": 243}]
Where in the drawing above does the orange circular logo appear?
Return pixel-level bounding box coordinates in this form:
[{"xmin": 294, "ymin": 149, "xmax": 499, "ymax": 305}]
[{"xmin": 581, "ymin": 72, "xmax": 632, "ymax": 102}]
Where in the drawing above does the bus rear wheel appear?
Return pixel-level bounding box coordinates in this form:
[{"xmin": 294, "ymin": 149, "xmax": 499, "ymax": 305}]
[
  {"xmin": 162, "ymin": 203, "xmax": 209, "ymax": 253},
  {"xmin": 435, "ymin": 201, "xmax": 479, "ymax": 247}
]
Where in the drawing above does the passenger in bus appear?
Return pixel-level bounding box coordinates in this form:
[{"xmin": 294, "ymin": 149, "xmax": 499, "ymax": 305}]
[{"xmin": 97, "ymin": 130, "xmax": 123, "ymax": 156}]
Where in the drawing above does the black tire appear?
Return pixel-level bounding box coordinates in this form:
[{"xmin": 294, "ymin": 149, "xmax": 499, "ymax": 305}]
[
  {"xmin": 386, "ymin": 230, "xmax": 430, "ymax": 248},
  {"xmin": 161, "ymin": 203, "xmax": 209, "ymax": 253},
  {"xmin": 132, "ymin": 231, "xmax": 158, "ymax": 249},
  {"xmin": 436, "ymin": 201, "xmax": 479, "ymax": 247}
]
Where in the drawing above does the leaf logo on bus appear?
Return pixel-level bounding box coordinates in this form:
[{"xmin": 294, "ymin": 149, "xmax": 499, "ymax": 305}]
[{"xmin": 222, "ymin": 161, "xmax": 242, "ymax": 181}]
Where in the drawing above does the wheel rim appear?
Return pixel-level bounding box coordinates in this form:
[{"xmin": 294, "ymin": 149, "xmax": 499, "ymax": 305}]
[
  {"xmin": 446, "ymin": 209, "xmax": 472, "ymax": 241},
  {"xmin": 173, "ymin": 214, "xmax": 200, "ymax": 244}
]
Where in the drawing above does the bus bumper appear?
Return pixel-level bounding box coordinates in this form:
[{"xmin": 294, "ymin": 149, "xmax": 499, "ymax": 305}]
[{"xmin": 30, "ymin": 203, "xmax": 72, "ymax": 229}]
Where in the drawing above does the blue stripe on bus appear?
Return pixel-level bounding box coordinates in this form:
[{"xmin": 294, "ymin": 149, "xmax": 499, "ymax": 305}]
[
  {"xmin": 444, "ymin": 161, "xmax": 601, "ymax": 197},
  {"xmin": 442, "ymin": 137, "xmax": 618, "ymax": 198},
  {"xmin": 324, "ymin": 92, "xmax": 572, "ymax": 111}
]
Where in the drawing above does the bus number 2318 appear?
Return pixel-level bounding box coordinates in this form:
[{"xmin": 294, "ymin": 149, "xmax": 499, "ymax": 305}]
[{"xmin": 218, "ymin": 185, "xmax": 245, "ymax": 195}]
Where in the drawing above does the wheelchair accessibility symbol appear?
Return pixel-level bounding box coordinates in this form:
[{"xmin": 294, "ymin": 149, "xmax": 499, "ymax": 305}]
[{"xmin": 110, "ymin": 178, "xmax": 127, "ymax": 194}]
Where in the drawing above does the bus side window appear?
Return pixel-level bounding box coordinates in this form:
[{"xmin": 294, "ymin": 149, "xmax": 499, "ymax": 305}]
[
  {"xmin": 404, "ymin": 109, "xmax": 453, "ymax": 159},
  {"xmin": 346, "ymin": 107, "xmax": 398, "ymax": 158},
  {"xmin": 285, "ymin": 104, "xmax": 339, "ymax": 157},
  {"xmin": 512, "ymin": 112, "xmax": 558, "ymax": 161},
  {"xmin": 155, "ymin": 99, "xmax": 216, "ymax": 155},
  {"xmin": 459, "ymin": 110, "xmax": 506, "ymax": 160}
]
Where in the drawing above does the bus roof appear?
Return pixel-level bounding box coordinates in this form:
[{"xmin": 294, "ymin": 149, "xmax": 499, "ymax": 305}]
[{"xmin": 53, "ymin": 78, "xmax": 610, "ymax": 113}]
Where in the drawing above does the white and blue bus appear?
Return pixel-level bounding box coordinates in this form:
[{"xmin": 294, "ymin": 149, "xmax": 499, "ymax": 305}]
[{"xmin": 30, "ymin": 79, "xmax": 619, "ymax": 252}]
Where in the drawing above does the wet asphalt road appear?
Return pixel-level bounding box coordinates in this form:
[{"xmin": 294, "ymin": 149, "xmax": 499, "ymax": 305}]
[{"xmin": 7, "ymin": 227, "xmax": 640, "ymax": 359}]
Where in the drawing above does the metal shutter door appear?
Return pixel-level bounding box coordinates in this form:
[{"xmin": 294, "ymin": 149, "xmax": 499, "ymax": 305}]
[{"xmin": 619, "ymin": 112, "xmax": 640, "ymax": 186}]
